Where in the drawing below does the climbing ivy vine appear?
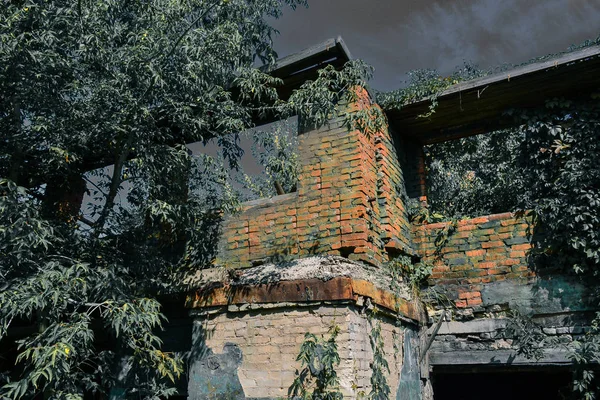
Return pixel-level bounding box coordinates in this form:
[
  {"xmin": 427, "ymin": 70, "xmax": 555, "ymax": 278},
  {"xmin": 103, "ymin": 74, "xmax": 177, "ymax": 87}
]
[
  {"xmin": 367, "ymin": 311, "xmax": 390, "ymax": 400},
  {"xmin": 289, "ymin": 326, "xmax": 343, "ymax": 400},
  {"xmin": 376, "ymin": 64, "xmax": 484, "ymax": 118}
]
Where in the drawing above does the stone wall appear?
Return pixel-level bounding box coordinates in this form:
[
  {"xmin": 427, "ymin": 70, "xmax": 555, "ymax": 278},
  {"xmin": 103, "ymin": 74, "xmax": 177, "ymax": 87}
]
[
  {"xmin": 427, "ymin": 315, "xmax": 594, "ymax": 368},
  {"xmin": 188, "ymin": 303, "xmax": 418, "ymax": 399}
]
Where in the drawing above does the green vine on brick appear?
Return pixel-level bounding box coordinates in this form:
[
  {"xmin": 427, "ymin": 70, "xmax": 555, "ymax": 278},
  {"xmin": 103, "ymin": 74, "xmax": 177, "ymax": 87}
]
[
  {"xmin": 345, "ymin": 104, "xmax": 387, "ymax": 138},
  {"xmin": 503, "ymin": 310, "xmax": 557, "ymax": 361},
  {"xmin": 367, "ymin": 309, "xmax": 390, "ymax": 400},
  {"xmin": 406, "ymin": 198, "xmax": 446, "ymax": 224},
  {"xmin": 433, "ymin": 218, "xmax": 459, "ymax": 253},
  {"xmin": 288, "ymin": 325, "xmax": 343, "ymax": 400},
  {"xmin": 386, "ymin": 255, "xmax": 433, "ymax": 294}
]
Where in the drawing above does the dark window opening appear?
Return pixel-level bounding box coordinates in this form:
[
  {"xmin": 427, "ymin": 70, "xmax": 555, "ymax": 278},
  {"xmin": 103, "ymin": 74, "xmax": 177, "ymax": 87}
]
[{"xmin": 432, "ymin": 365, "xmax": 572, "ymax": 400}]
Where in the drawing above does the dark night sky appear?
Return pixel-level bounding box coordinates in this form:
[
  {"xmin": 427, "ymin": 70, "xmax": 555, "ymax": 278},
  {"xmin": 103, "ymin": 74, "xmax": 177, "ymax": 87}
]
[{"xmin": 270, "ymin": 0, "xmax": 600, "ymax": 90}]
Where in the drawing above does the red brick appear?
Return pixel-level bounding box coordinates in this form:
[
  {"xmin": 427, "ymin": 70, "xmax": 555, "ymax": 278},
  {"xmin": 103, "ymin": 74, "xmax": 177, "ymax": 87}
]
[
  {"xmin": 477, "ymin": 261, "xmax": 497, "ymax": 269},
  {"xmin": 467, "ymin": 297, "xmax": 483, "ymax": 306},
  {"xmin": 471, "ymin": 216, "xmax": 490, "ymax": 224},
  {"xmin": 341, "ymin": 233, "xmax": 368, "ymax": 241},
  {"xmin": 466, "ymin": 249, "xmax": 486, "ymax": 257},
  {"xmin": 445, "ymin": 252, "xmax": 465, "ymax": 259},
  {"xmin": 455, "ymin": 300, "xmax": 468, "ymax": 308},
  {"xmin": 481, "ymin": 241, "xmax": 504, "ymax": 249},
  {"xmin": 459, "ymin": 291, "xmax": 481, "ymax": 300},
  {"xmin": 488, "ymin": 212, "xmax": 514, "ymax": 221},
  {"xmin": 425, "ymin": 222, "xmax": 448, "ymax": 230},
  {"xmin": 500, "ymin": 258, "xmax": 521, "ymax": 266},
  {"xmin": 457, "ymin": 224, "xmax": 477, "ymax": 232},
  {"xmin": 341, "ymin": 240, "xmax": 368, "ymax": 248}
]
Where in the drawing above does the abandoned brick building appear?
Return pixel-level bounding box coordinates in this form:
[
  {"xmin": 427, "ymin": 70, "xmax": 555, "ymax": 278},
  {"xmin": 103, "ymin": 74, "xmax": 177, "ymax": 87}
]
[{"xmin": 182, "ymin": 38, "xmax": 600, "ymax": 399}]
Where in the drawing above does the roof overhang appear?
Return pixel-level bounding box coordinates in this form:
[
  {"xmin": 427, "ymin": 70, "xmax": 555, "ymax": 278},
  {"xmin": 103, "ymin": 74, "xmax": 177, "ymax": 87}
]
[
  {"xmin": 265, "ymin": 36, "xmax": 353, "ymax": 100},
  {"xmin": 386, "ymin": 45, "xmax": 600, "ymax": 144}
]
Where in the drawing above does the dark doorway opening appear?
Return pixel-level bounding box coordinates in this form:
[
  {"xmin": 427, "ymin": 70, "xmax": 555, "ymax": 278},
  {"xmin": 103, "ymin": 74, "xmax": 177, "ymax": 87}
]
[{"xmin": 431, "ymin": 365, "xmax": 572, "ymax": 400}]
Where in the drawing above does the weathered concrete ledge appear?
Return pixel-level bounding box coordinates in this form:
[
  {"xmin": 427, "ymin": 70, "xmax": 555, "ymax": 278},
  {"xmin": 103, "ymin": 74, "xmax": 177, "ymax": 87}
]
[
  {"xmin": 187, "ymin": 276, "xmax": 422, "ymax": 323},
  {"xmin": 436, "ymin": 318, "xmax": 508, "ymax": 335},
  {"xmin": 427, "ymin": 316, "xmax": 591, "ymax": 369},
  {"xmin": 185, "ymin": 256, "xmax": 423, "ymax": 323},
  {"xmin": 430, "ymin": 349, "xmax": 571, "ymax": 366}
]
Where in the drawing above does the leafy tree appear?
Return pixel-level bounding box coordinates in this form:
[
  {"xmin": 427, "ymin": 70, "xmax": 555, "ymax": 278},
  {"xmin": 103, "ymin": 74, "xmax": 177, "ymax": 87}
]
[
  {"xmin": 0, "ymin": 0, "xmax": 374, "ymax": 398},
  {"xmin": 239, "ymin": 118, "xmax": 300, "ymax": 199},
  {"xmin": 514, "ymin": 98, "xmax": 600, "ymax": 274},
  {"xmin": 515, "ymin": 98, "xmax": 600, "ymax": 399},
  {"xmin": 424, "ymin": 128, "xmax": 528, "ymax": 219}
]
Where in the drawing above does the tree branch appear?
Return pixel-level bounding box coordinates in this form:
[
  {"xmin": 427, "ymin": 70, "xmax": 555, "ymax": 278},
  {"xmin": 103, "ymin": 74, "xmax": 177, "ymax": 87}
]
[
  {"xmin": 83, "ymin": 175, "xmax": 107, "ymax": 197},
  {"xmin": 142, "ymin": 0, "xmax": 222, "ymax": 65},
  {"xmin": 93, "ymin": 133, "xmax": 135, "ymax": 235},
  {"xmin": 94, "ymin": 1, "xmax": 224, "ymax": 235},
  {"xmin": 9, "ymin": 96, "xmax": 22, "ymax": 184},
  {"xmin": 78, "ymin": 215, "xmax": 97, "ymax": 228}
]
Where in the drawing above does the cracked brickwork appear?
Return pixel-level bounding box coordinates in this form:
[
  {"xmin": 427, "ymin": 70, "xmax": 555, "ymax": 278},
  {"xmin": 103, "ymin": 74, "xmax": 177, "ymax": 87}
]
[
  {"xmin": 190, "ymin": 87, "xmax": 598, "ymax": 400},
  {"xmin": 217, "ymin": 89, "xmax": 413, "ymax": 269},
  {"xmin": 413, "ymin": 212, "xmax": 535, "ymax": 311}
]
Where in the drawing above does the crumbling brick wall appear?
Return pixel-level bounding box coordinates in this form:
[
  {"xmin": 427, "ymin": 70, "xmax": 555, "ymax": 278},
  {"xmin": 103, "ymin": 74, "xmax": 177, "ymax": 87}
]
[
  {"xmin": 412, "ymin": 212, "xmax": 535, "ymax": 311},
  {"xmin": 217, "ymin": 89, "xmax": 413, "ymax": 269},
  {"xmin": 197, "ymin": 84, "xmax": 598, "ymax": 399}
]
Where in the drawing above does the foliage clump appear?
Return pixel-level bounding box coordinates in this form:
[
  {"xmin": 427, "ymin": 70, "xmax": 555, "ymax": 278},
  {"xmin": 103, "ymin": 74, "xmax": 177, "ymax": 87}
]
[
  {"xmin": 0, "ymin": 0, "xmax": 377, "ymax": 398},
  {"xmin": 424, "ymin": 128, "xmax": 527, "ymax": 219},
  {"xmin": 376, "ymin": 63, "xmax": 485, "ymax": 117},
  {"xmin": 289, "ymin": 326, "xmax": 343, "ymax": 400},
  {"xmin": 239, "ymin": 118, "xmax": 300, "ymax": 199}
]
